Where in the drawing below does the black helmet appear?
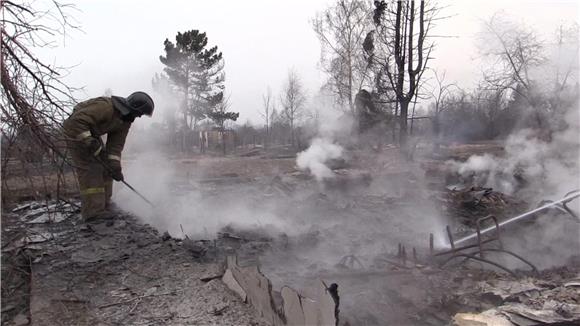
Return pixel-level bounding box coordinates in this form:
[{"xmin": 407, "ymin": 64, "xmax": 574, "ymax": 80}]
[
  {"xmin": 111, "ymin": 91, "xmax": 154, "ymax": 117},
  {"xmin": 127, "ymin": 92, "xmax": 154, "ymax": 116}
]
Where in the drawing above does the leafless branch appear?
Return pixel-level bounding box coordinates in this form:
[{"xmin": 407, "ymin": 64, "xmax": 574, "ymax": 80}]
[{"xmin": 1, "ymin": 0, "xmax": 81, "ymax": 202}]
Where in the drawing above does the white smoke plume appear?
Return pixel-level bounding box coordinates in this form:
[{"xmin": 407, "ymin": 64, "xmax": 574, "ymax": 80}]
[
  {"xmin": 447, "ymin": 105, "xmax": 580, "ymax": 201},
  {"xmin": 113, "ymin": 152, "xmax": 293, "ymax": 239},
  {"xmin": 446, "ymin": 104, "xmax": 580, "ymax": 267},
  {"xmin": 296, "ymin": 138, "xmax": 343, "ymax": 182},
  {"xmin": 295, "ymin": 97, "xmax": 354, "ymax": 182},
  {"xmin": 447, "ymin": 130, "xmax": 552, "ymax": 195}
]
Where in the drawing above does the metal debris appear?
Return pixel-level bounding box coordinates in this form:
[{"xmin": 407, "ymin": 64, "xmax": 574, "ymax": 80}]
[
  {"xmin": 336, "ymin": 255, "xmax": 364, "ymax": 270},
  {"xmin": 26, "ymin": 212, "xmax": 69, "ymax": 224},
  {"xmin": 454, "ymin": 189, "xmax": 580, "ymax": 245},
  {"xmin": 426, "ymin": 215, "xmax": 535, "ymax": 276}
]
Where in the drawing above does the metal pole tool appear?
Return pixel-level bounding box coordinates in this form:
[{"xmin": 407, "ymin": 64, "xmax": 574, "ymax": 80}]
[
  {"xmin": 119, "ymin": 178, "xmax": 155, "ymax": 207},
  {"xmin": 95, "ymin": 155, "xmax": 155, "ymax": 207}
]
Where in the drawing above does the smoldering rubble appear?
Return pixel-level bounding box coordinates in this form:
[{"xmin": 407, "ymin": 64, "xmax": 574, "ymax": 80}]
[
  {"xmin": 3, "ymin": 95, "xmax": 580, "ymax": 325},
  {"xmin": 5, "ymin": 138, "xmax": 579, "ymax": 325}
]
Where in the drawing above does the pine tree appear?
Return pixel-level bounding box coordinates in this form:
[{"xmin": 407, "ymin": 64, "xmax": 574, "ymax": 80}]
[
  {"xmin": 207, "ymin": 95, "xmax": 239, "ymax": 155},
  {"xmin": 159, "ymin": 30, "xmax": 225, "ymax": 130}
]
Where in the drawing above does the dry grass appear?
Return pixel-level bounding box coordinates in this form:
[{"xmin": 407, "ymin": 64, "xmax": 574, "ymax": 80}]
[{"xmin": 2, "ymin": 169, "xmax": 78, "ymax": 205}]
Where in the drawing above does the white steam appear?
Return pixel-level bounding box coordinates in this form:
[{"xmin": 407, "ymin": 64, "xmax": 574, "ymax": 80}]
[
  {"xmin": 113, "ymin": 152, "xmax": 293, "ymax": 239},
  {"xmin": 446, "ymin": 105, "xmax": 580, "ymax": 268},
  {"xmin": 448, "ymin": 130, "xmax": 552, "ymax": 195},
  {"xmin": 447, "ymin": 116, "xmax": 580, "ymax": 200},
  {"xmin": 296, "ymin": 100, "xmax": 354, "ymax": 182},
  {"xmin": 296, "ymin": 138, "xmax": 343, "ymax": 182}
]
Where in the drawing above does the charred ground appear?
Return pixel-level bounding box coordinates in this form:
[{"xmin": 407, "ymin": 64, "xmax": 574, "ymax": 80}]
[{"xmin": 2, "ymin": 143, "xmax": 579, "ymax": 325}]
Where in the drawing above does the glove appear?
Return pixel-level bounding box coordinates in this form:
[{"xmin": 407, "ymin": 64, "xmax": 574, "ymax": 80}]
[
  {"xmin": 108, "ymin": 159, "xmax": 124, "ymax": 182},
  {"xmin": 82, "ymin": 136, "xmax": 103, "ymax": 156}
]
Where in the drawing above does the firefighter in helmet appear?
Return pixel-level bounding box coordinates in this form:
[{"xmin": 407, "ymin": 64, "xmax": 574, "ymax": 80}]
[{"xmin": 63, "ymin": 92, "xmax": 154, "ymax": 221}]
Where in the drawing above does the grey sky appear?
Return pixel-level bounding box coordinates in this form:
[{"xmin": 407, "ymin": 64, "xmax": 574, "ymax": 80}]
[{"xmin": 46, "ymin": 0, "xmax": 579, "ymax": 126}]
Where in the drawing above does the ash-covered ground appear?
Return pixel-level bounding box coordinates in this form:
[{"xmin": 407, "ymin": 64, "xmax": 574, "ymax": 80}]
[
  {"xmin": 113, "ymin": 145, "xmax": 580, "ymax": 325},
  {"xmin": 1, "ymin": 201, "xmax": 268, "ymax": 326},
  {"xmin": 2, "ymin": 144, "xmax": 579, "ymax": 325}
]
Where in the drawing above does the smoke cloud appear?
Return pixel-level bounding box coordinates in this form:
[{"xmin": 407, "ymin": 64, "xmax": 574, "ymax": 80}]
[
  {"xmin": 113, "ymin": 152, "xmax": 294, "ymax": 239},
  {"xmin": 447, "ymin": 107, "xmax": 580, "ymax": 201},
  {"xmin": 446, "ymin": 100, "xmax": 580, "ymax": 268},
  {"xmin": 296, "ymin": 138, "xmax": 343, "ymax": 182},
  {"xmin": 296, "ymin": 99, "xmax": 354, "ymax": 182}
]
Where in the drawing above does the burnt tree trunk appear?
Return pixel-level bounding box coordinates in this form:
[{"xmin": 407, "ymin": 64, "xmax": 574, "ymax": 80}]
[
  {"xmin": 373, "ymin": 0, "xmax": 432, "ymax": 153},
  {"xmin": 399, "ymin": 100, "xmax": 409, "ymax": 147}
]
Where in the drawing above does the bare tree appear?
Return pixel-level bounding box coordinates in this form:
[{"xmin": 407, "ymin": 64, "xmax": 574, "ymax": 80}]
[
  {"xmin": 479, "ymin": 14, "xmax": 545, "ymax": 106},
  {"xmin": 549, "ymin": 23, "xmax": 579, "ymax": 113},
  {"xmin": 1, "ymin": 0, "xmax": 79, "ymax": 147},
  {"xmin": 312, "ymin": 0, "xmax": 372, "ymax": 114},
  {"xmin": 1, "ymin": 0, "xmax": 80, "ymax": 202},
  {"xmin": 428, "ymin": 70, "xmax": 456, "ymax": 150},
  {"xmin": 280, "ymin": 69, "xmax": 307, "ymax": 147},
  {"xmin": 260, "ymin": 86, "xmax": 275, "ymax": 148},
  {"xmin": 553, "ymin": 25, "xmax": 577, "ymax": 86},
  {"xmin": 478, "ymin": 15, "xmax": 579, "ymax": 132},
  {"xmin": 369, "ymin": 0, "xmax": 439, "ymax": 149}
]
